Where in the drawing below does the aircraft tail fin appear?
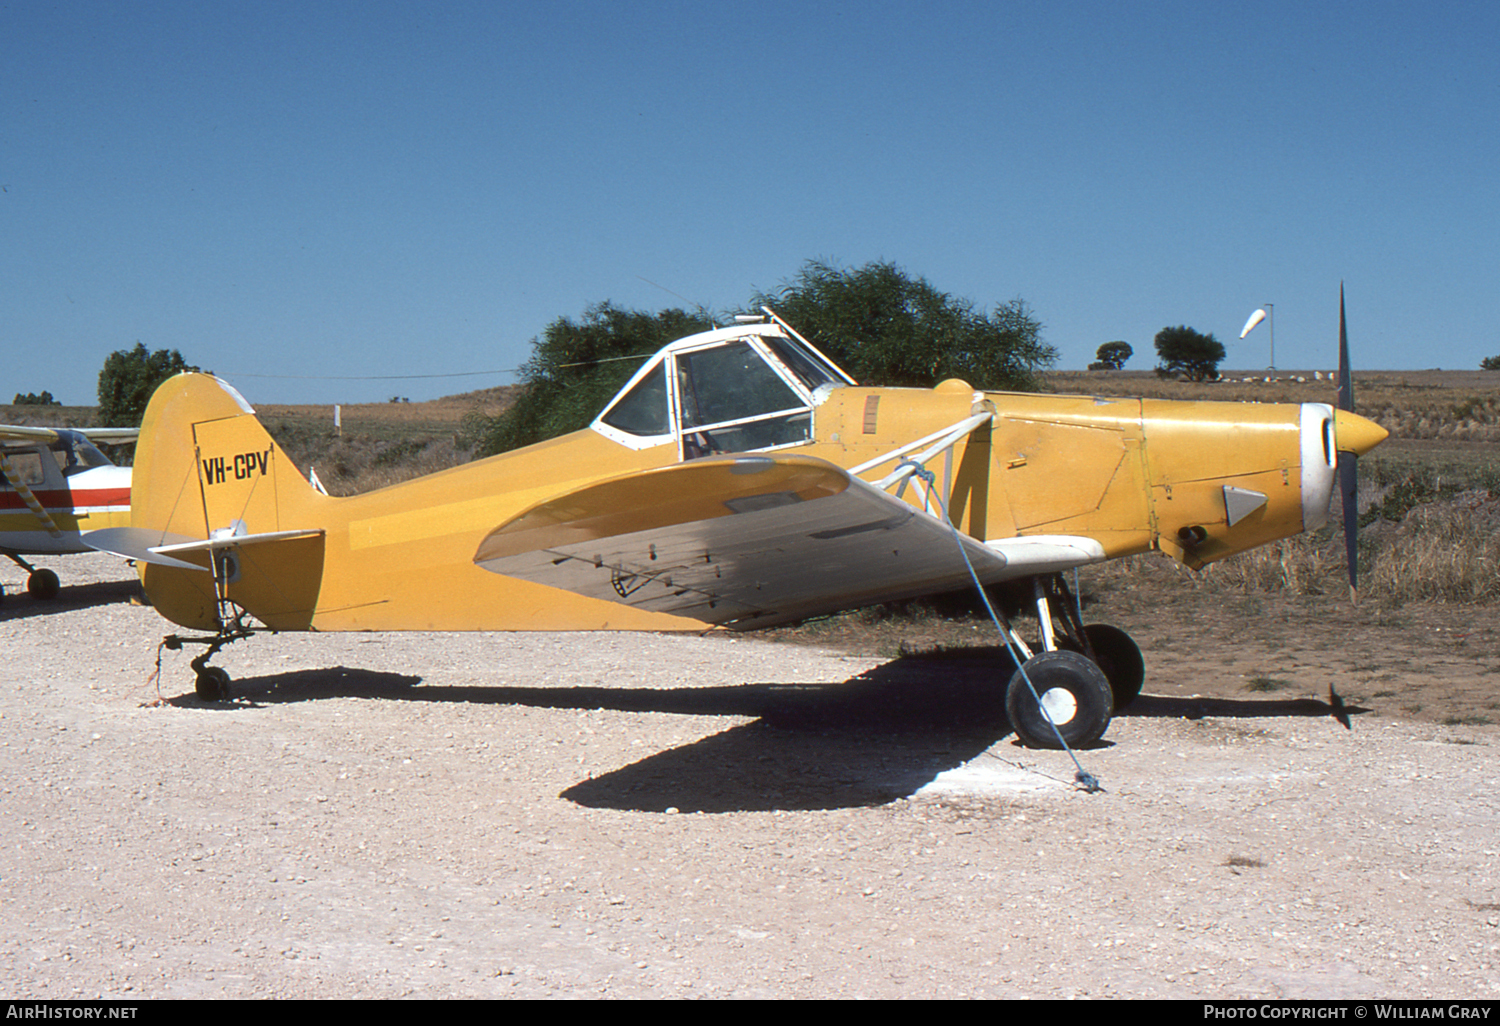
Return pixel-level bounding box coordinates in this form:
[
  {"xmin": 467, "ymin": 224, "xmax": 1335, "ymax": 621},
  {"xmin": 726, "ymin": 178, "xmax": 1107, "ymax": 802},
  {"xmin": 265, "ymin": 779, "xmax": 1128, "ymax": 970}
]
[{"xmin": 126, "ymin": 373, "xmax": 328, "ymax": 631}]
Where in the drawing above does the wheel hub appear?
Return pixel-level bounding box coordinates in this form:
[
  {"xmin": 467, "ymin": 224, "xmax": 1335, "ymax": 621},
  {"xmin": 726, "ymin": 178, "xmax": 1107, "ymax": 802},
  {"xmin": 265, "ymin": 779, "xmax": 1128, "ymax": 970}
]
[{"xmin": 1039, "ymin": 687, "xmax": 1078, "ymax": 726}]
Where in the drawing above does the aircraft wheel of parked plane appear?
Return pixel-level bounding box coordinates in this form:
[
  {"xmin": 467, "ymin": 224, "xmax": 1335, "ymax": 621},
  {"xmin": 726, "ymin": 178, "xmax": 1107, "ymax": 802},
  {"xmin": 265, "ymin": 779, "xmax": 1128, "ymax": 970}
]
[
  {"xmin": 1005, "ymin": 649, "xmax": 1114, "ymax": 749},
  {"xmin": 1060, "ymin": 623, "xmax": 1145, "ymax": 710},
  {"xmin": 27, "ymin": 568, "xmax": 61, "ymax": 601},
  {"xmin": 194, "ymin": 666, "xmax": 233, "ymax": 702}
]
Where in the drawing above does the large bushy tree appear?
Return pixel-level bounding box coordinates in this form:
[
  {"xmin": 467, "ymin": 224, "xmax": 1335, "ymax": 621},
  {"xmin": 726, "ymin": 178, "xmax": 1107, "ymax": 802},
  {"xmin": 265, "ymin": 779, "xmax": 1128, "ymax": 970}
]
[
  {"xmin": 472, "ymin": 303, "xmax": 713, "ymax": 457},
  {"xmin": 97, "ymin": 343, "xmax": 198, "ymax": 426},
  {"xmin": 752, "ymin": 260, "xmax": 1054, "ymax": 391},
  {"xmin": 1153, "ymin": 325, "xmax": 1225, "ymax": 382}
]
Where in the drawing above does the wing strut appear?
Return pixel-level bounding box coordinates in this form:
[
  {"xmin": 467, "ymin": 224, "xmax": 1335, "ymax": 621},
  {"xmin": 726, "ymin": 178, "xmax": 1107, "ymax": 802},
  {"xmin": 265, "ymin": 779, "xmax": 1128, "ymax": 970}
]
[{"xmin": 846, "ymin": 411, "xmax": 994, "ymax": 487}]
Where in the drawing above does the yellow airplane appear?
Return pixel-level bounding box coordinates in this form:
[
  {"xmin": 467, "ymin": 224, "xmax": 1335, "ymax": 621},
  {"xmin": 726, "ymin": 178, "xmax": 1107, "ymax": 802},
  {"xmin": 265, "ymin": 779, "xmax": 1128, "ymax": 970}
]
[
  {"xmin": 1, "ymin": 425, "xmax": 136, "ymax": 603},
  {"xmin": 86, "ymin": 306, "xmax": 1386, "ymax": 748}
]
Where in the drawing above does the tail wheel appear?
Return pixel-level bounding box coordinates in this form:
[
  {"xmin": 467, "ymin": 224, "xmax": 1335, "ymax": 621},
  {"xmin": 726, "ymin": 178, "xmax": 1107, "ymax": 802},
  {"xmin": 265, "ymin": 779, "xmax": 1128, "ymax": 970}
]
[
  {"xmin": 1005, "ymin": 649, "xmax": 1113, "ymax": 749},
  {"xmin": 195, "ymin": 667, "xmax": 232, "ymax": 701},
  {"xmin": 1077, "ymin": 623, "xmax": 1144, "ymax": 709}
]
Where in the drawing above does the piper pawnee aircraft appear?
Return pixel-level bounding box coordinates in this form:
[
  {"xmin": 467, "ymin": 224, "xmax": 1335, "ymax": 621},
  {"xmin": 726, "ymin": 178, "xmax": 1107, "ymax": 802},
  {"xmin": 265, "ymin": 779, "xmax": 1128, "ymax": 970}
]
[
  {"xmin": 85, "ymin": 304, "xmax": 1387, "ymax": 749},
  {"xmin": 1, "ymin": 425, "xmax": 136, "ymax": 603}
]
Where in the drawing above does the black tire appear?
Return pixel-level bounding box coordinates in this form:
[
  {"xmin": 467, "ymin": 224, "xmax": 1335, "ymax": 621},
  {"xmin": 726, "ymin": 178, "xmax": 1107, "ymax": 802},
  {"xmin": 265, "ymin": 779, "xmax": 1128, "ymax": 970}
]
[
  {"xmin": 1005, "ymin": 649, "xmax": 1113, "ymax": 749},
  {"xmin": 27, "ymin": 569, "xmax": 60, "ymax": 601},
  {"xmin": 195, "ymin": 666, "xmax": 232, "ymax": 701},
  {"xmin": 1078, "ymin": 623, "xmax": 1144, "ymax": 709}
]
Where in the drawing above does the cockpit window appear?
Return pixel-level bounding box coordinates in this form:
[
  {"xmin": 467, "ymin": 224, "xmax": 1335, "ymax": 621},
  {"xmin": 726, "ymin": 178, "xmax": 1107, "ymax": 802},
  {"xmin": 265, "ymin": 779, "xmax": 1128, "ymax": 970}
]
[
  {"xmin": 677, "ymin": 342, "xmax": 803, "ymax": 428},
  {"xmin": 1, "ymin": 450, "xmax": 47, "ymax": 488},
  {"xmin": 55, "ymin": 433, "xmax": 113, "ymax": 475},
  {"xmin": 758, "ymin": 335, "xmax": 843, "ymax": 391},
  {"xmin": 591, "ymin": 322, "xmax": 849, "ymax": 454},
  {"xmin": 598, "ymin": 360, "xmax": 669, "ymax": 437},
  {"xmin": 675, "ymin": 341, "xmax": 812, "ymax": 457}
]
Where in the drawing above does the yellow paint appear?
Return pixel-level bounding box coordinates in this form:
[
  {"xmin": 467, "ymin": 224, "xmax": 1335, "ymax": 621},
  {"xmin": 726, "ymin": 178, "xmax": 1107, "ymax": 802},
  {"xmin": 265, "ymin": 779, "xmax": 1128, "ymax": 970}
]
[{"xmin": 124, "ymin": 349, "xmax": 1386, "ymax": 636}]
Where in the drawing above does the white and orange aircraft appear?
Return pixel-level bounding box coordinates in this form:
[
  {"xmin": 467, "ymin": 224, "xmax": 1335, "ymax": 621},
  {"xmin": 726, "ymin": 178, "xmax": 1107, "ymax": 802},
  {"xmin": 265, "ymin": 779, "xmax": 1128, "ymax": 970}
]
[
  {"xmin": 86, "ymin": 305, "xmax": 1386, "ymax": 748},
  {"xmin": 1, "ymin": 426, "xmax": 136, "ymax": 602}
]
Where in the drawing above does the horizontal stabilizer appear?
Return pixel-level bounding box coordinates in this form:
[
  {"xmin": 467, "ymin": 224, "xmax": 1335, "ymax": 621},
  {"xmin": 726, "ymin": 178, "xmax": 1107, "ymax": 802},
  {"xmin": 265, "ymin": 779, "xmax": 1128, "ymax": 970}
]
[
  {"xmin": 84, "ymin": 526, "xmax": 323, "ymax": 572},
  {"xmin": 84, "ymin": 527, "xmax": 212, "ymax": 570},
  {"xmin": 151, "ymin": 528, "xmax": 324, "ymax": 555}
]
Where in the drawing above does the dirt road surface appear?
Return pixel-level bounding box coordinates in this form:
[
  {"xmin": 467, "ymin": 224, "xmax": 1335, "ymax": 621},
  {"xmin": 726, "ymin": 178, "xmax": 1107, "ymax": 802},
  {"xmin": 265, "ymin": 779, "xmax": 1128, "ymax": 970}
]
[{"xmin": 3, "ymin": 554, "xmax": 1498, "ymax": 999}]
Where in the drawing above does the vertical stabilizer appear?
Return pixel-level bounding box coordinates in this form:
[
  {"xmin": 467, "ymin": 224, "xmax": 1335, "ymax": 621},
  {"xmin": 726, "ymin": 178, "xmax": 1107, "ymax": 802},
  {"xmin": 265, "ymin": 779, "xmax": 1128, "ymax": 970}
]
[{"xmin": 131, "ymin": 373, "xmax": 327, "ymax": 630}]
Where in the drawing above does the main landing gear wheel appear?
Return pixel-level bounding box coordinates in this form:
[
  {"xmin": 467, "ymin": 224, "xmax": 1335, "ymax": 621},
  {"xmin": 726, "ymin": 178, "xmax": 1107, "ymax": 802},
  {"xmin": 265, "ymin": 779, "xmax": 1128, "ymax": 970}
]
[
  {"xmin": 1005, "ymin": 649, "xmax": 1113, "ymax": 750},
  {"xmin": 27, "ymin": 569, "xmax": 61, "ymax": 601},
  {"xmin": 1066, "ymin": 623, "xmax": 1144, "ymax": 710},
  {"xmin": 195, "ymin": 666, "xmax": 232, "ymax": 702}
]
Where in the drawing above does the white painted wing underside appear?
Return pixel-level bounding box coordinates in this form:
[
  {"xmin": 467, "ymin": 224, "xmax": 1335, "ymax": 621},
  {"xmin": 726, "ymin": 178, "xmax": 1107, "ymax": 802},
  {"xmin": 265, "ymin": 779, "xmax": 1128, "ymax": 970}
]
[{"xmin": 474, "ymin": 455, "xmax": 1103, "ymax": 629}]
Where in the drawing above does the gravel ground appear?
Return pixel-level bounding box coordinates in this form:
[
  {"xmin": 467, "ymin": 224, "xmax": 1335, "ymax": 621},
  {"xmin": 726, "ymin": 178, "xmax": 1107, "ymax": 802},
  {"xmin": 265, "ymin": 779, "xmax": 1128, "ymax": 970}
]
[{"xmin": 3, "ymin": 553, "xmax": 1498, "ymax": 999}]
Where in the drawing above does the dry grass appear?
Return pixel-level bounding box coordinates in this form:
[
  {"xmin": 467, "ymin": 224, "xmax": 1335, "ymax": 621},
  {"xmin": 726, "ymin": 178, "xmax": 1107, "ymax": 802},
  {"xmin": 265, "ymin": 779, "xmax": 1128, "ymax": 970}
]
[{"xmin": 260, "ymin": 386, "xmax": 519, "ymax": 496}]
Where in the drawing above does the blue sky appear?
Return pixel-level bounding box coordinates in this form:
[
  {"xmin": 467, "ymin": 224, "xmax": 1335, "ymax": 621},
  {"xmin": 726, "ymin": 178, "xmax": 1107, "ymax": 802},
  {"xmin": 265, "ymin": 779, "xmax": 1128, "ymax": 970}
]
[{"xmin": 5, "ymin": 0, "xmax": 1497, "ymax": 405}]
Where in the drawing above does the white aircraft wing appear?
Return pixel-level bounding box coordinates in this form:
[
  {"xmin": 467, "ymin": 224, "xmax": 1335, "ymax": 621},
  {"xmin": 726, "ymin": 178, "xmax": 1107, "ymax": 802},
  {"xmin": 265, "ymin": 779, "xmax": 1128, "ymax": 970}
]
[
  {"xmin": 474, "ymin": 453, "xmax": 1104, "ymax": 629},
  {"xmin": 1, "ymin": 426, "xmax": 139, "ymax": 445}
]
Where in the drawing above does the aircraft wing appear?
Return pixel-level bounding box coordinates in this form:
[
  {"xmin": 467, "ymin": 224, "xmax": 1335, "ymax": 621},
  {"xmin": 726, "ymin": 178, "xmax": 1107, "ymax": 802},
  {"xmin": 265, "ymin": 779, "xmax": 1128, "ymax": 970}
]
[
  {"xmin": 1, "ymin": 426, "xmax": 139, "ymax": 444},
  {"xmin": 474, "ymin": 454, "xmax": 1104, "ymax": 629}
]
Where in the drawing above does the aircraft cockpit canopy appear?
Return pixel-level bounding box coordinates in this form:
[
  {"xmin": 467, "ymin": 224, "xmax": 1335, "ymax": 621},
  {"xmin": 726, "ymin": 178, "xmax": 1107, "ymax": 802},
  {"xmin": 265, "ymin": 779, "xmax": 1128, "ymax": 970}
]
[
  {"xmin": 1, "ymin": 431, "xmax": 114, "ymax": 490},
  {"xmin": 592, "ymin": 314, "xmax": 855, "ymax": 460}
]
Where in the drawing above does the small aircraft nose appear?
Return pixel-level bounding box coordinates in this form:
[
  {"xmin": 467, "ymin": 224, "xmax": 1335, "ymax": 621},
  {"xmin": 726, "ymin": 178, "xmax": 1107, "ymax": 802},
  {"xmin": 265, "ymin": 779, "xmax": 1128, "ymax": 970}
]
[{"xmin": 1333, "ymin": 409, "xmax": 1388, "ymax": 456}]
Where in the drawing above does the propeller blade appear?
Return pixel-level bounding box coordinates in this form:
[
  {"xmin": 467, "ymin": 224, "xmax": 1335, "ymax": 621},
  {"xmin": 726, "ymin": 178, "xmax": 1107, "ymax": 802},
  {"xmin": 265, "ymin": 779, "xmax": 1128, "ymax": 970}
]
[
  {"xmin": 1341, "ymin": 447, "xmax": 1360, "ymax": 599},
  {"xmin": 1336, "ymin": 284, "xmax": 1359, "ymax": 601},
  {"xmin": 1336, "ymin": 284, "xmax": 1353, "ymax": 414}
]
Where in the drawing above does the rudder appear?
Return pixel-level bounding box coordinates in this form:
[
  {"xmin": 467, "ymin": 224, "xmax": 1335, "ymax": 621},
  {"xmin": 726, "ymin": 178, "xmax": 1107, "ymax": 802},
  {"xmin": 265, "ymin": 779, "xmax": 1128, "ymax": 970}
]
[{"xmin": 131, "ymin": 373, "xmax": 327, "ymax": 631}]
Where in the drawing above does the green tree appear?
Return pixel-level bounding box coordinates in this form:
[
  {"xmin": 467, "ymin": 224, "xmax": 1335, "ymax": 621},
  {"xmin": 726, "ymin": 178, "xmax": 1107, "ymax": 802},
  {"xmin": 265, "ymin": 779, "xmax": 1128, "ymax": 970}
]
[
  {"xmin": 12, "ymin": 390, "xmax": 61, "ymax": 406},
  {"xmin": 472, "ymin": 303, "xmax": 713, "ymax": 456},
  {"xmin": 1153, "ymin": 325, "xmax": 1225, "ymax": 382},
  {"xmin": 1482, "ymin": 354, "xmax": 1500, "ymax": 371},
  {"xmin": 751, "ymin": 260, "xmax": 1054, "ymax": 390},
  {"xmin": 1089, "ymin": 341, "xmax": 1132, "ymax": 371},
  {"xmin": 97, "ymin": 343, "xmax": 198, "ymax": 426}
]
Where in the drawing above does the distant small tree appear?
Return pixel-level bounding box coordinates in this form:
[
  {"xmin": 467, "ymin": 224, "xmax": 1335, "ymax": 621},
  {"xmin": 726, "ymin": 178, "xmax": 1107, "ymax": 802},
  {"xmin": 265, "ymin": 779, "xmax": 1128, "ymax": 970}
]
[
  {"xmin": 1154, "ymin": 326, "xmax": 1225, "ymax": 382},
  {"xmin": 12, "ymin": 390, "xmax": 61, "ymax": 406},
  {"xmin": 97, "ymin": 343, "xmax": 198, "ymax": 426},
  {"xmin": 1482, "ymin": 354, "xmax": 1500, "ymax": 371},
  {"xmin": 1088, "ymin": 341, "xmax": 1132, "ymax": 371}
]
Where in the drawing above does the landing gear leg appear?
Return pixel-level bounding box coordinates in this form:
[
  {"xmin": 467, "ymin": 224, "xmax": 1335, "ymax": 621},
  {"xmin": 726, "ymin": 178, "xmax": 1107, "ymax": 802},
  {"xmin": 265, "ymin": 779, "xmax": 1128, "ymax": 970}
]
[{"xmin": 1037, "ymin": 573, "xmax": 1146, "ymax": 709}]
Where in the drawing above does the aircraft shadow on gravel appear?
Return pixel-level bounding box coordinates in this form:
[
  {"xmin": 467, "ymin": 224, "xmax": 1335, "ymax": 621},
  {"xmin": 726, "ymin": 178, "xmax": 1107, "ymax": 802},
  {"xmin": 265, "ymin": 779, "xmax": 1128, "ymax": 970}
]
[
  {"xmin": 0, "ymin": 579, "xmax": 143, "ymax": 621},
  {"xmin": 170, "ymin": 648, "xmax": 1359, "ymax": 813},
  {"xmin": 1123, "ymin": 693, "xmax": 1368, "ymax": 723}
]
